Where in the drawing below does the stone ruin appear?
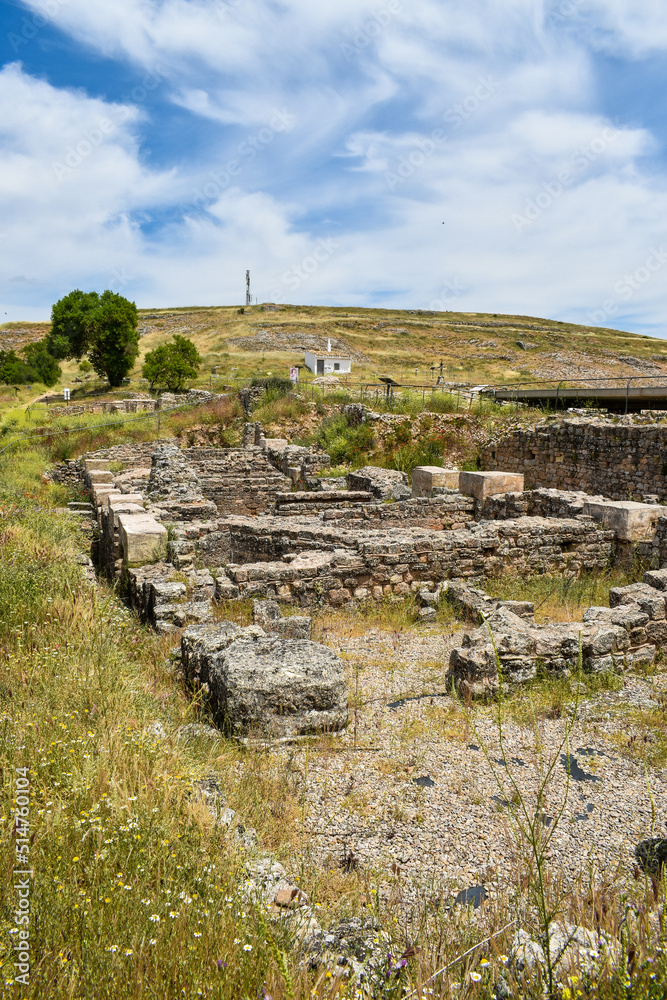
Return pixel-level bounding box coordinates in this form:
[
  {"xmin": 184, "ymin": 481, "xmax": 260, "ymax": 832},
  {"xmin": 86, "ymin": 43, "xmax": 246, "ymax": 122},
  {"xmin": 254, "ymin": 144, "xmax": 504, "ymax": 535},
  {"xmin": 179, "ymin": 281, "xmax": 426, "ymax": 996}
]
[{"xmin": 56, "ymin": 417, "xmax": 667, "ymax": 728}]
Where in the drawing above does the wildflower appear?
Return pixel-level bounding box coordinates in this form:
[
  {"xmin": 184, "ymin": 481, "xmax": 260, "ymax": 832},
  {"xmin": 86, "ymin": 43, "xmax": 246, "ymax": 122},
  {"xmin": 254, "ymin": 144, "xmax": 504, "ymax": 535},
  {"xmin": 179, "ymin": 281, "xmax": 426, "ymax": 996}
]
[
  {"xmin": 217, "ymin": 959, "xmax": 226, "ymax": 970},
  {"xmin": 107, "ymin": 945, "xmax": 119, "ymax": 953},
  {"xmin": 169, "ymin": 911, "xmax": 179, "ymax": 919},
  {"xmin": 149, "ymin": 915, "xmax": 160, "ymax": 923},
  {"xmin": 72, "ymin": 856, "xmax": 79, "ymax": 862},
  {"xmin": 124, "ymin": 949, "xmax": 133, "ymax": 956},
  {"xmin": 193, "ymin": 932, "xmax": 202, "ymax": 938},
  {"xmin": 149, "ymin": 939, "xmax": 157, "ymax": 946},
  {"xmin": 480, "ymin": 959, "xmax": 489, "ymax": 968},
  {"xmin": 234, "ymin": 938, "xmax": 240, "ymax": 945},
  {"xmin": 243, "ymin": 944, "xmax": 252, "ymax": 952},
  {"xmin": 469, "ymin": 971, "xmax": 482, "ymax": 982},
  {"xmin": 499, "ymin": 955, "xmax": 509, "ymax": 964}
]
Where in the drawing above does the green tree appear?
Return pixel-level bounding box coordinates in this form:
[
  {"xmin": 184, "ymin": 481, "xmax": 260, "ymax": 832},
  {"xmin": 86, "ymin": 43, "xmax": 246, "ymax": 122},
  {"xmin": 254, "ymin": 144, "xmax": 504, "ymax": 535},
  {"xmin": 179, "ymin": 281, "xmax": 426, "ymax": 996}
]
[
  {"xmin": 141, "ymin": 335, "xmax": 202, "ymax": 392},
  {"xmin": 48, "ymin": 289, "xmax": 139, "ymax": 387},
  {"xmin": 22, "ymin": 340, "xmax": 62, "ymax": 387},
  {"xmin": 0, "ymin": 349, "xmax": 35, "ymax": 385}
]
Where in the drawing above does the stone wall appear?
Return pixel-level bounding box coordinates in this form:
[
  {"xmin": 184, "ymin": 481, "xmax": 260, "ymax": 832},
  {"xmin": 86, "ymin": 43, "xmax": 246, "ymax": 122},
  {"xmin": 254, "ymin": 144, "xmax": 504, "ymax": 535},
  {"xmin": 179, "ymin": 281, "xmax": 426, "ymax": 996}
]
[
  {"xmin": 182, "ymin": 447, "xmax": 292, "ymax": 515},
  {"xmin": 218, "ymin": 514, "xmax": 614, "ymax": 606},
  {"xmin": 481, "ymin": 419, "xmax": 667, "ymax": 502},
  {"xmin": 320, "ymin": 494, "xmax": 476, "ymax": 530}
]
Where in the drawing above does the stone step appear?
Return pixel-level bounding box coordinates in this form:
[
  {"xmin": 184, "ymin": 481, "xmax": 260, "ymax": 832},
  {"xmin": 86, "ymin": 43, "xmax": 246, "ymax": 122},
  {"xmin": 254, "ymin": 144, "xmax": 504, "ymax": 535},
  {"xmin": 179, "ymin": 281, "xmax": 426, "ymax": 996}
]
[{"xmin": 275, "ymin": 491, "xmax": 373, "ymax": 505}]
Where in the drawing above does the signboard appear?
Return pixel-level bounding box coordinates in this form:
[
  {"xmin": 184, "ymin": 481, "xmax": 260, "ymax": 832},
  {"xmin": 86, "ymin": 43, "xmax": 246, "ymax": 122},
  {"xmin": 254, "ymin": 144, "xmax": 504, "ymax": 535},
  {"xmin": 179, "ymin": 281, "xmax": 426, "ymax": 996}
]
[
  {"xmin": 63, "ymin": 388, "xmax": 71, "ymax": 401},
  {"xmin": 289, "ymin": 367, "xmax": 299, "ymax": 384}
]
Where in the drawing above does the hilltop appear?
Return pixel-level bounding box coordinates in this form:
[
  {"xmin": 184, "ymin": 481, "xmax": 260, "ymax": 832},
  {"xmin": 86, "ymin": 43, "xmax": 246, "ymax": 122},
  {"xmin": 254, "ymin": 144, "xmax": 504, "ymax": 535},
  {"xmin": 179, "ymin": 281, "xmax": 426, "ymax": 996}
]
[{"xmin": 2, "ymin": 306, "xmax": 667, "ymax": 401}]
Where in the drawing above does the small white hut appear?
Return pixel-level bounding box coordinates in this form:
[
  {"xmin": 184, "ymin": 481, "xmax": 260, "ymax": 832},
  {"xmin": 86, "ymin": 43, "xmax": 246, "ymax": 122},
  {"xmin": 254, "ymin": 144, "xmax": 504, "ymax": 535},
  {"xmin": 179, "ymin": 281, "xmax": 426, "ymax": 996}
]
[{"xmin": 304, "ymin": 339, "xmax": 352, "ymax": 376}]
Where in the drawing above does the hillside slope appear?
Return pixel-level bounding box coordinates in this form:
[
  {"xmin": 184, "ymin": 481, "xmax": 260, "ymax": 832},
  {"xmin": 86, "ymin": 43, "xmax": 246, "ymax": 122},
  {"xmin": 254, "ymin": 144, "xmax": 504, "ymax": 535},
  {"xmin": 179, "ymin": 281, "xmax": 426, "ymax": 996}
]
[{"xmin": 3, "ymin": 305, "xmax": 667, "ymax": 398}]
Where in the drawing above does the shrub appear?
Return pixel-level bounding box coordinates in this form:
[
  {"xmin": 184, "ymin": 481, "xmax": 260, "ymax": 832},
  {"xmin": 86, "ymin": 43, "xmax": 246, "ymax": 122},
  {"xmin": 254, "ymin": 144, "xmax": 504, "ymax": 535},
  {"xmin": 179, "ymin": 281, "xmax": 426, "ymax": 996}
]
[
  {"xmin": 142, "ymin": 335, "xmax": 202, "ymax": 392},
  {"xmin": 317, "ymin": 413, "xmax": 375, "ymax": 465},
  {"xmin": 249, "ymin": 376, "xmax": 292, "ymax": 398}
]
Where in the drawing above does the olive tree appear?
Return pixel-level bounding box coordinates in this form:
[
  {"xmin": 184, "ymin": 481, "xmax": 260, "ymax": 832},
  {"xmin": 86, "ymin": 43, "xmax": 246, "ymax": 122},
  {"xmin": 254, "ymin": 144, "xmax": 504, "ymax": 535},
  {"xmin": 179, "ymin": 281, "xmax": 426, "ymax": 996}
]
[{"xmin": 48, "ymin": 289, "xmax": 139, "ymax": 387}]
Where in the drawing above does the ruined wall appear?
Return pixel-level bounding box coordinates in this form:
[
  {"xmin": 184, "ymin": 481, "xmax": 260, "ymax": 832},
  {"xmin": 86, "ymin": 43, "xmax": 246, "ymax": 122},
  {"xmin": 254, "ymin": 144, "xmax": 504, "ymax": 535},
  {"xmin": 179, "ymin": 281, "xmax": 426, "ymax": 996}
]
[
  {"xmin": 182, "ymin": 447, "xmax": 291, "ymax": 515},
  {"xmin": 220, "ymin": 514, "xmax": 614, "ymax": 605},
  {"xmin": 320, "ymin": 494, "xmax": 476, "ymax": 530},
  {"xmin": 481, "ymin": 419, "xmax": 667, "ymax": 502}
]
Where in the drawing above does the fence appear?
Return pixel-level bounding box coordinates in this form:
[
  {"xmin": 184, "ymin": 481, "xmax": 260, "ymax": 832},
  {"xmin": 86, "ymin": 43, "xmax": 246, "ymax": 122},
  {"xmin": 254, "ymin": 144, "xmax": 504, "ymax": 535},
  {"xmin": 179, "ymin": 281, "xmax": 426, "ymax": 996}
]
[{"xmin": 0, "ymin": 397, "xmax": 217, "ymax": 458}]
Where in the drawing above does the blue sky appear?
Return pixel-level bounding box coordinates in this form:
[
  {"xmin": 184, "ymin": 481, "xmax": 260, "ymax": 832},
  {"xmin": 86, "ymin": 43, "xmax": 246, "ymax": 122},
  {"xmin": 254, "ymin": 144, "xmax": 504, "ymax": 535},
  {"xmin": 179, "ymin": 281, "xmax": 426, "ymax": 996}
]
[{"xmin": 1, "ymin": 0, "xmax": 666, "ymax": 336}]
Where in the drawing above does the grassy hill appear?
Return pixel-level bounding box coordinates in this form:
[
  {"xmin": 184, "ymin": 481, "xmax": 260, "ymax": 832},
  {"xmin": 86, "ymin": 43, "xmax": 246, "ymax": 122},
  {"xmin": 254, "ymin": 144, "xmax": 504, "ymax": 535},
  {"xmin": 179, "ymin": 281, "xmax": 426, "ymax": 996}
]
[{"xmin": 2, "ymin": 305, "xmax": 667, "ymax": 409}]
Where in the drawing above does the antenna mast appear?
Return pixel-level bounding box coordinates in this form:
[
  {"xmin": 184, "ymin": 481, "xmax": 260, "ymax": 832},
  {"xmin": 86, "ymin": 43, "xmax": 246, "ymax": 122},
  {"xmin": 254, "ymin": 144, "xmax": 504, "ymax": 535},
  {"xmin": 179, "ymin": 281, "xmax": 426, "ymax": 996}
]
[{"xmin": 245, "ymin": 270, "xmax": 252, "ymax": 307}]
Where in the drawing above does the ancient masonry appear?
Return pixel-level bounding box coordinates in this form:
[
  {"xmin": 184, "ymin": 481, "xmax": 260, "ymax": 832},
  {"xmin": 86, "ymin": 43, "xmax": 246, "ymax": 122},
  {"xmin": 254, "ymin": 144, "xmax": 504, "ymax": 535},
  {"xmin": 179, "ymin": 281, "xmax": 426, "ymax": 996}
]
[
  {"xmin": 481, "ymin": 414, "xmax": 667, "ymax": 502},
  {"xmin": 55, "ymin": 418, "xmax": 667, "ymax": 716}
]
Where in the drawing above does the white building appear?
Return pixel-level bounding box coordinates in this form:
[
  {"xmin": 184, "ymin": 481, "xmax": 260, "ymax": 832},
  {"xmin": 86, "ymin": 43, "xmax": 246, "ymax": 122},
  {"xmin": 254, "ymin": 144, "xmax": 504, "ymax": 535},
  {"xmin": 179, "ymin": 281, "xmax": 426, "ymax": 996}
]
[{"xmin": 304, "ymin": 341, "xmax": 352, "ymax": 376}]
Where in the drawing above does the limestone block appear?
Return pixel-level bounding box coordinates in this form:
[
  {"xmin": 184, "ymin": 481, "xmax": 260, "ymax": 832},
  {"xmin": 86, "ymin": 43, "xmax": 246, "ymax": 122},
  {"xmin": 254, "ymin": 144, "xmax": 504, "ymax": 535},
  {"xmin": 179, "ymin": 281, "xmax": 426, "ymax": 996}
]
[
  {"xmin": 118, "ymin": 512, "xmax": 168, "ymax": 565},
  {"xmin": 609, "ymin": 582, "xmax": 667, "ymax": 619},
  {"xmin": 84, "ymin": 459, "xmax": 110, "ymax": 473},
  {"xmin": 111, "ymin": 503, "xmax": 145, "ymax": 527},
  {"xmin": 411, "ymin": 466, "xmax": 460, "ymax": 497},
  {"xmin": 88, "ymin": 470, "xmax": 114, "ymax": 484},
  {"xmin": 644, "ymin": 568, "xmax": 667, "ymax": 591},
  {"xmin": 108, "ymin": 492, "xmax": 144, "ymax": 509},
  {"xmin": 261, "ymin": 438, "xmax": 288, "ymax": 452},
  {"xmin": 92, "ymin": 487, "xmax": 121, "ymax": 507},
  {"xmin": 582, "ymin": 499, "xmax": 667, "ymax": 542},
  {"xmin": 459, "ymin": 471, "xmax": 525, "ymax": 501},
  {"xmin": 203, "ymin": 633, "xmax": 349, "ymax": 736}
]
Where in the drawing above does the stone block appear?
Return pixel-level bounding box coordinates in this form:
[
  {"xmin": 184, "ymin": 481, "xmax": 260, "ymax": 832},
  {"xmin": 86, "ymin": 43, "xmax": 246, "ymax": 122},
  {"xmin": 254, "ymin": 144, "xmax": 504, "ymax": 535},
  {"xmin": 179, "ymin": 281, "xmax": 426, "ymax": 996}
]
[
  {"xmin": 644, "ymin": 568, "xmax": 667, "ymax": 591},
  {"xmin": 609, "ymin": 583, "xmax": 667, "ymax": 619},
  {"xmin": 261, "ymin": 438, "xmax": 288, "ymax": 452},
  {"xmin": 200, "ymin": 632, "xmax": 349, "ymax": 736},
  {"xmin": 411, "ymin": 466, "xmax": 460, "ymax": 497},
  {"xmin": 111, "ymin": 503, "xmax": 146, "ymax": 527},
  {"xmin": 108, "ymin": 492, "xmax": 144, "ymax": 509},
  {"xmin": 459, "ymin": 471, "xmax": 525, "ymax": 501},
  {"xmin": 582, "ymin": 499, "xmax": 667, "ymax": 542},
  {"xmin": 88, "ymin": 470, "xmax": 114, "ymax": 484},
  {"xmin": 118, "ymin": 513, "xmax": 168, "ymax": 565},
  {"xmin": 92, "ymin": 487, "xmax": 122, "ymax": 507},
  {"xmin": 84, "ymin": 459, "xmax": 110, "ymax": 473}
]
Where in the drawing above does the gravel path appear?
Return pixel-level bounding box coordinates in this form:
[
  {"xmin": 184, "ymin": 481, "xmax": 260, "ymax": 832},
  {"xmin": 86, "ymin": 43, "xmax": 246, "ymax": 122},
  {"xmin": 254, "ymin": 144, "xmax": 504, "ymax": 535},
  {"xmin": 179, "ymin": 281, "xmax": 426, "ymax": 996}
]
[{"xmin": 270, "ymin": 625, "xmax": 667, "ymax": 914}]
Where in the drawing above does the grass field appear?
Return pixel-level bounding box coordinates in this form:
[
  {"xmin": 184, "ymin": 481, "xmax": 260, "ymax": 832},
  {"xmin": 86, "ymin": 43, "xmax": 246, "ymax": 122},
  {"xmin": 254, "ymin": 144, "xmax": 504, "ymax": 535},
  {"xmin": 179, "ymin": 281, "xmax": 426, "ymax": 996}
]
[{"xmin": 3, "ymin": 304, "xmax": 667, "ymax": 415}]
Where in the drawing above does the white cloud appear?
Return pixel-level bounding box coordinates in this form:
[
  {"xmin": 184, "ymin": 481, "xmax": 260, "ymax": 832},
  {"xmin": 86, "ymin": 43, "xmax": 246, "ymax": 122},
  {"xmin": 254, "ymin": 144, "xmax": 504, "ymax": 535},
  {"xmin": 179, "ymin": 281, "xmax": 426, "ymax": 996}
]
[
  {"xmin": 4, "ymin": 1, "xmax": 667, "ymax": 337},
  {"xmin": 573, "ymin": 1, "xmax": 667, "ymax": 56}
]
